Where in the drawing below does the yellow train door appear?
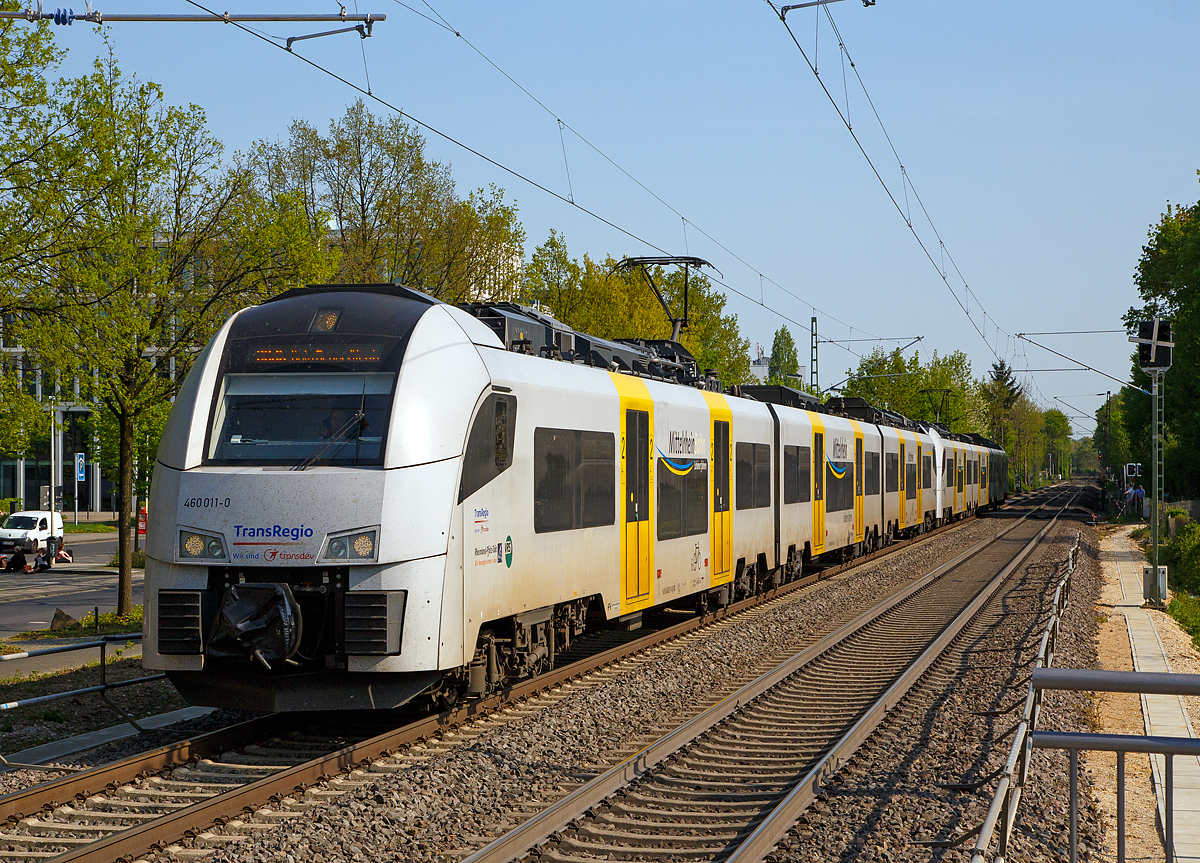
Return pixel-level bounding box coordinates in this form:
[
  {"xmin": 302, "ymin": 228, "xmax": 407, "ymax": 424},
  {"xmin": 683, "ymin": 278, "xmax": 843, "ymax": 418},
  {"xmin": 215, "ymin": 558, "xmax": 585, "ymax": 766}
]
[
  {"xmin": 854, "ymin": 432, "xmax": 864, "ymax": 543},
  {"xmin": 916, "ymin": 444, "xmax": 923, "ymax": 528},
  {"xmin": 812, "ymin": 428, "xmax": 825, "ymax": 554},
  {"xmin": 711, "ymin": 418, "xmax": 732, "ymax": 584},
  {"xmin": 957, "ymin": 450, "xmax": 965, "ymax": 512},
  {"xmin": 898, "ymin": 440, "xmax": 907, "ymax": 531},
  {"xmin": 622, "ymin": 407, "xmax": 652, "ymax": 610}
]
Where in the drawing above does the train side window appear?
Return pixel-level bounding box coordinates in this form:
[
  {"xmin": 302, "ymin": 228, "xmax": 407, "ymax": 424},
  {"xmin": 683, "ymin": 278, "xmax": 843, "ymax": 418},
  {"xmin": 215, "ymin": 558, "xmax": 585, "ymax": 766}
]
[
  {"xmin": 657, "ymin": 458, "xmax": 709, "ymax": 540},
  {"xmin": 884, "ymin": 451, "xmax": 899, "ymax": 494},
  {"xmin": 922, "ymin": 455, "xmax": 932, "ymax": 489},
  {"xmin": 755, "ymin": 444, "xmax": 771, "ymax": 508},
  {"xmin": 533, "ymin": 427, "xmax": 616, "ymax": 533},
  {"xmin": 458, "ymin": 393, "xmax": 517, "ymax": 503},
  {"xmin": 905, "ymin": 462, "xmax": 917, "ymax": 500},
  {"xmin": 736, "ymin": 442, "xmax": 754, "ymax": 509},
  {"xmin": 580, "ymin": 432, "xmax": 616, "ymax": 527},
  {"xmin": 783, "ymin": 445, "xmax": 812, "ymax": 504},
  {"xmin": 735, "ymin": 441, "xmax": 771, "ymax": 510},
  {"xmin": 864, "ymin": 451, "xmax": 880, "ymax": 496},
  {"xmin": 826, "ymin": 458, "xmax": 854, "ymax": 513}
]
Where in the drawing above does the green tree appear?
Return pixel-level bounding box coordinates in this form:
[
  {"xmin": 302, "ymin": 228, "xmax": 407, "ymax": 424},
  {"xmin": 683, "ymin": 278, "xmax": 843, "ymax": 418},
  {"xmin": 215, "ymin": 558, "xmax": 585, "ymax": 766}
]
[
  {"xmin": 1071, "ymin": 436, "xmax": 1099, "ymax": 475},
  {"xmin": 767, "ymin": 327, "xmax": 799, "ymax": 384},
  {"xmin": 841, "ymin": 346, "xmax": 982, "ymax": 433},
  {"xmin": 0, "ymin": 365, "xmax": 46, "ymax": 456},
  {"xmin": 250, "ymin": 100, "xmax": 525, "ymax": 300},
  {"xmin": 980, "ymin": 358, "xmax": 1021, "ymax": 443},
  {"xmin": 520, "ymin": 233, "xmax": 751, "ymax": 386},
  {"xmin": 1043, "ymin": 409, "xmax": 1071, "ymax": 478},
  {"xmin": 21, "ymin": 56, "xmax": 333, "ymax": 613},
  {"xmin": 1096, "ymin": 391, "xmax": 1131, "ymax": 477},
  {"xmin": 1125, "ymin": 186, "xmax": 1200, "ymax": 497}
]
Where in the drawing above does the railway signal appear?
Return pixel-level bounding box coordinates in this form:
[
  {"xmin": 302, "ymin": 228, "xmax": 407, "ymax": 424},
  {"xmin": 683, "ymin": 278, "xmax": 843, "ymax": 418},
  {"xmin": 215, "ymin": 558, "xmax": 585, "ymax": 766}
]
[{"xmin": 1130, "ymin": 317, "xmax": 1172, "ymax": 608}]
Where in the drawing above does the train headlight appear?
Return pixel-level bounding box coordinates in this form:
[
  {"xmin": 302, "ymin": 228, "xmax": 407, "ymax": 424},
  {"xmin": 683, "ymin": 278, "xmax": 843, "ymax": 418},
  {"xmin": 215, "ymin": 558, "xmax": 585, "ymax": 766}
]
[
  {"xmin": 178, "ymin": 529, "xmax": 228, "ymax": 562},
  {"xmin": 320, "ymin": 527, "xmax": 379, "ymax": 563}
]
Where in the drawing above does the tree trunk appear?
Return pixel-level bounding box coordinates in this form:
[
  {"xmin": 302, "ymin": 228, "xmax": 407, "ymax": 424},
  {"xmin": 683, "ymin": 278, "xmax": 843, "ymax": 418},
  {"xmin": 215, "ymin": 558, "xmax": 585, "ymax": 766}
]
[{"xmin": 117, "ymin": 411, "xmax": 134, "ymax": 616}]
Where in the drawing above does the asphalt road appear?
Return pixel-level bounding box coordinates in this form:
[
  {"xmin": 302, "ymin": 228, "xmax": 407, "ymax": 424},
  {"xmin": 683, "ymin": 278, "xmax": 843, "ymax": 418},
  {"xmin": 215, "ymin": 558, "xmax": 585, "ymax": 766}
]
[
  {"xmin": 60, "ymin": 533, "xmax": 119, "ymax": 566},
  {"xmin": 0, "ymin": 533, "xmax": 141, "ymax": 641}
]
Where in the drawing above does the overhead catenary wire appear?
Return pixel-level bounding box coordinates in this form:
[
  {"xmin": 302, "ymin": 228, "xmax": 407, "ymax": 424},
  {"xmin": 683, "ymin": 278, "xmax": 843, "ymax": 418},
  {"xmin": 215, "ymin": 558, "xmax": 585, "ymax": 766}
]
[
  {"xmin": 397, "ymin": 0, "xmax": 882, "ymax": 342},
  {"xmin": 1016, "ymin": 333, "xmax": 1146, "ymax": 395},
  {"xmin": 1018, "ymin": 330, "xmax": 1127, "ymax": 336},
  {"xmin": 176, "ymin": 0, "xmax": 864, "ymax": 349},
  {"xmin": 769, "ymin": 1, "xmax": 1004, "ymax": 361}
]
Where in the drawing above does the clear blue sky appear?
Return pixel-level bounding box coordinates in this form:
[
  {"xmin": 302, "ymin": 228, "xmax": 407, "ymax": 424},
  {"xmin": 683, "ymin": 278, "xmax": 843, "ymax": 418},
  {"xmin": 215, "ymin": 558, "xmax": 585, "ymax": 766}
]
[{"xmin": 48, "ymin": 1, "xmax": 1200, "ymax": 436}]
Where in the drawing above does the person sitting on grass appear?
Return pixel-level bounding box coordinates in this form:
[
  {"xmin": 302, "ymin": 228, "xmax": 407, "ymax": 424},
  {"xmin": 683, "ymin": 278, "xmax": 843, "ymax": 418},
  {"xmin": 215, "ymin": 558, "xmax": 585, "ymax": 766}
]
[{"xmin": 4, "ymin": 548, "xmax": 27, "ymax": 572}]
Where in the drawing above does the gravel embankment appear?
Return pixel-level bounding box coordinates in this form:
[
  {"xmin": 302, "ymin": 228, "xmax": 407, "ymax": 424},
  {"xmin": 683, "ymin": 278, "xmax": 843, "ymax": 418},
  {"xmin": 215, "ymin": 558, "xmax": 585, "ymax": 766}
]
[
  {"xmin": 768, "ymin": 525, "xmax": 1105, "ymax": 863},
  {"xmin": 158, "ymin": 518, "xmax": 1006, "ymax": 862}
]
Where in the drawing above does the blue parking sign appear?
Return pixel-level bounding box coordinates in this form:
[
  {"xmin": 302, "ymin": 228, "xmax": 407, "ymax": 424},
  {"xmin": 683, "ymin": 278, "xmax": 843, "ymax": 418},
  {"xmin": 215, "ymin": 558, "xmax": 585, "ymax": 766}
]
[{"xmin": 76, "ymin": 452, "xmax": 86, "ymax": 482}]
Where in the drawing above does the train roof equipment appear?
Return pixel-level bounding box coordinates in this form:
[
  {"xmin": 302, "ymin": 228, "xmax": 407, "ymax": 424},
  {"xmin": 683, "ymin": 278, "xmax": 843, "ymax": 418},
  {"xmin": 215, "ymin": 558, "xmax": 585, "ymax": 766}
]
[{"xmin": 258, "ymin": 285, "xmax": 1009, "ymax": 447}]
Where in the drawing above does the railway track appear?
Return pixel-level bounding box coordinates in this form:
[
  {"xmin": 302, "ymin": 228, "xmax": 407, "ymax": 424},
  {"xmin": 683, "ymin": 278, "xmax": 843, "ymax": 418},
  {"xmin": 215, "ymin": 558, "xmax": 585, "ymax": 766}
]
[
  {"xmin": 0, "ymin": 486, "xmax": 1079, "ymax": 862},
  {"xmin": 458, "ymin": 488, "xmax": 1078, "ymax": 863}
]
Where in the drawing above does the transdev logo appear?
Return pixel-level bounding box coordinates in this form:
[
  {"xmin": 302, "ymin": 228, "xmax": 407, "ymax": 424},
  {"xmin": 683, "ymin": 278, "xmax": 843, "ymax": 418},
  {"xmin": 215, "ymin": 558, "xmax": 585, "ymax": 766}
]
[{"xmin": 264, "ymin": 548, "xmax": 315, "ymax": 562}]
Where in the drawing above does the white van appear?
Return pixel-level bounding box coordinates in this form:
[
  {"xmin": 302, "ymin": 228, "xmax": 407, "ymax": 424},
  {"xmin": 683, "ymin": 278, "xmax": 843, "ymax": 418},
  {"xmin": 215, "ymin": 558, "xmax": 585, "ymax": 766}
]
[{"xmin": 0, "ymin": 511, "xmax": 64, "ymax": 555}]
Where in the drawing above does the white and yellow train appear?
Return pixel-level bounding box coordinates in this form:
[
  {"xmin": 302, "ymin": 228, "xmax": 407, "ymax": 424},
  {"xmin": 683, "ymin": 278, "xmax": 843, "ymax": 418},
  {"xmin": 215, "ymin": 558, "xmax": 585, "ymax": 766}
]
[{"xmin": 144, "ymin": 284, "xmax": 1007, "ymax": 711}]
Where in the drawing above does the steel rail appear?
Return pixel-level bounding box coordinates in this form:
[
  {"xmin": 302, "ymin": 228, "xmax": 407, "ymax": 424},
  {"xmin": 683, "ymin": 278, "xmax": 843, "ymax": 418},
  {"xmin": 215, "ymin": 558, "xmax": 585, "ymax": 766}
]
[
  {"xmin": 0, "ymin": 496, "xmax": 997, "ymax": 820},
  {"xmin": 726, "ymin": 495, "xmax": 1074, "ymax": 863},
  {"xmin": 458, "ymin": 488, "xmax": 1076, "ymax": 863},
  {"xmin": 0, "ymin": 489, "xmax": 1068, "ymax": 861}
]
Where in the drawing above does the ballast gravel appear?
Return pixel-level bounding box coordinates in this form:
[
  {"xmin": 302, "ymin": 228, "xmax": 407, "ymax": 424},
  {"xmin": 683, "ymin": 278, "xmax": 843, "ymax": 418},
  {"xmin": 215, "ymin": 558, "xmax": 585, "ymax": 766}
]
[
  {"xmin": 0, "ymin": 709, "xmax": 259, "ymax": 797},
  {"xmin": 770, "ymin": 525, "xmax": 1107, "ymax": 863},
  {"xmin": 173, "ymin": 518, "xmax": 1011, "ymax": 863}
]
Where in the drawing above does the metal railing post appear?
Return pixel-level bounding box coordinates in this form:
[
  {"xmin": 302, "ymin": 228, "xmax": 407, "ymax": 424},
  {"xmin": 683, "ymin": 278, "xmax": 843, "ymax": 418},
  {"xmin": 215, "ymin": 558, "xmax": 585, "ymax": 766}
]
[
  {"xmin": 1166, "ymin": 753, "xmax": 1173, "ymax": 863},
  {"xmin": 1070, "ymin": 748, "xmax": 1078, "ymax": 863},
  {"xmin": 1117, "ymin": 750, "xmax": 1125, "ymax": 863}
]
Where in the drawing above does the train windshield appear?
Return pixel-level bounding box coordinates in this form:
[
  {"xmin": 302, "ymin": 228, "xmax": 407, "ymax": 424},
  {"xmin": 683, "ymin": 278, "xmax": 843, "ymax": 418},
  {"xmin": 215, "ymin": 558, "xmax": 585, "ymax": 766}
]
[{"xmin": 207, "ymin": 373, "xmax": 393, "ymax": 466}]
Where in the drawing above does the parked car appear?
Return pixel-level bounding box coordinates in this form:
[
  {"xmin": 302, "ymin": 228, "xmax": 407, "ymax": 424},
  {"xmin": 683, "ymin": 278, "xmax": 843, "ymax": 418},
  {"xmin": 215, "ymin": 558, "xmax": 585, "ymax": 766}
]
[{"xmin": 0, "ymin": 510, "xmax": 64, "ymax": 555}]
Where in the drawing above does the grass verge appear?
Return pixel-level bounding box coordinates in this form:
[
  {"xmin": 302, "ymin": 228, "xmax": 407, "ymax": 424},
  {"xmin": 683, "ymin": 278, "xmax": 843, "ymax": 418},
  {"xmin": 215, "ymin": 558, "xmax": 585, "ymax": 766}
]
[
  {"xmin": 1168, "ymin": 592, "xmax": 1200, "ymax": 652},
  {"xmin": 15, "ymin": 606, "xmax": 143, "ymax": 640},
  {"xmin": 63, "ymin": 521, "xmax": 117, "ymax": 533}
]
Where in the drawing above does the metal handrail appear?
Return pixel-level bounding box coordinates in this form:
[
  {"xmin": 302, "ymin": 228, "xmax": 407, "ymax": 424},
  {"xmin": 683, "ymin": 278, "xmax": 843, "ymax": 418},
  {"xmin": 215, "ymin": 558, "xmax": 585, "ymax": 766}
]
[
  {"xmin": 969, "ymin": 532, "xmax": 1080, "ymax": 863},
  {"xmin": 1027, "ymin": 672, "xmax": 1200, "ymax": 863},
  {"xmin": 971, "ymin": 527, "xmax": 1200, "ymax": 863},
  {"xmin": 0, "ymin": 632, "xmax": 143, "ymax": 663},
  {"xmin": 1, "ymin": 631, "xmax": 162, "ymax": 772}
]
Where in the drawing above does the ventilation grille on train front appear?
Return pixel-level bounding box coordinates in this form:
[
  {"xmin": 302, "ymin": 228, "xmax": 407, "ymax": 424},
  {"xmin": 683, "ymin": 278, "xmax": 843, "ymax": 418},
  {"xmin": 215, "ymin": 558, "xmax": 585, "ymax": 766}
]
[
  {"xmin": 158, "ymin": 590, "xmax": 202, "ymax": 655},
  {"xmin": 344, "ymin": 591, "xmax": 406, "ymax": 656}
]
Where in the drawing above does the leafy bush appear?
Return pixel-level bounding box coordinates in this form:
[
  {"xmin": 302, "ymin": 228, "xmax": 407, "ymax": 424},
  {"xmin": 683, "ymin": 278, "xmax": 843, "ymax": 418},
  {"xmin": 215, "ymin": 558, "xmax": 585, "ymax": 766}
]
[
  {"xmin": 107, "ymin": 549, "xmax": 146, "ymax": 568},
  {"xmin": 1168, "ymin": 592, "xmax": 1200, "ymax": 652},
  {"xmin": 1163, "ymin": 521, "xmax": 1200, "ymax": 595}
]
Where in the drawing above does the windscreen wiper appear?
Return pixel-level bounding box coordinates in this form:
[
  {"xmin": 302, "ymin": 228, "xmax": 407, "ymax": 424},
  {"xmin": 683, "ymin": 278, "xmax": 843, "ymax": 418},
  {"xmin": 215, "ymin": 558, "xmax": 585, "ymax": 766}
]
[{"xmin": 290, "ymin": 410, "xmax": 366, "ymax": 471}]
